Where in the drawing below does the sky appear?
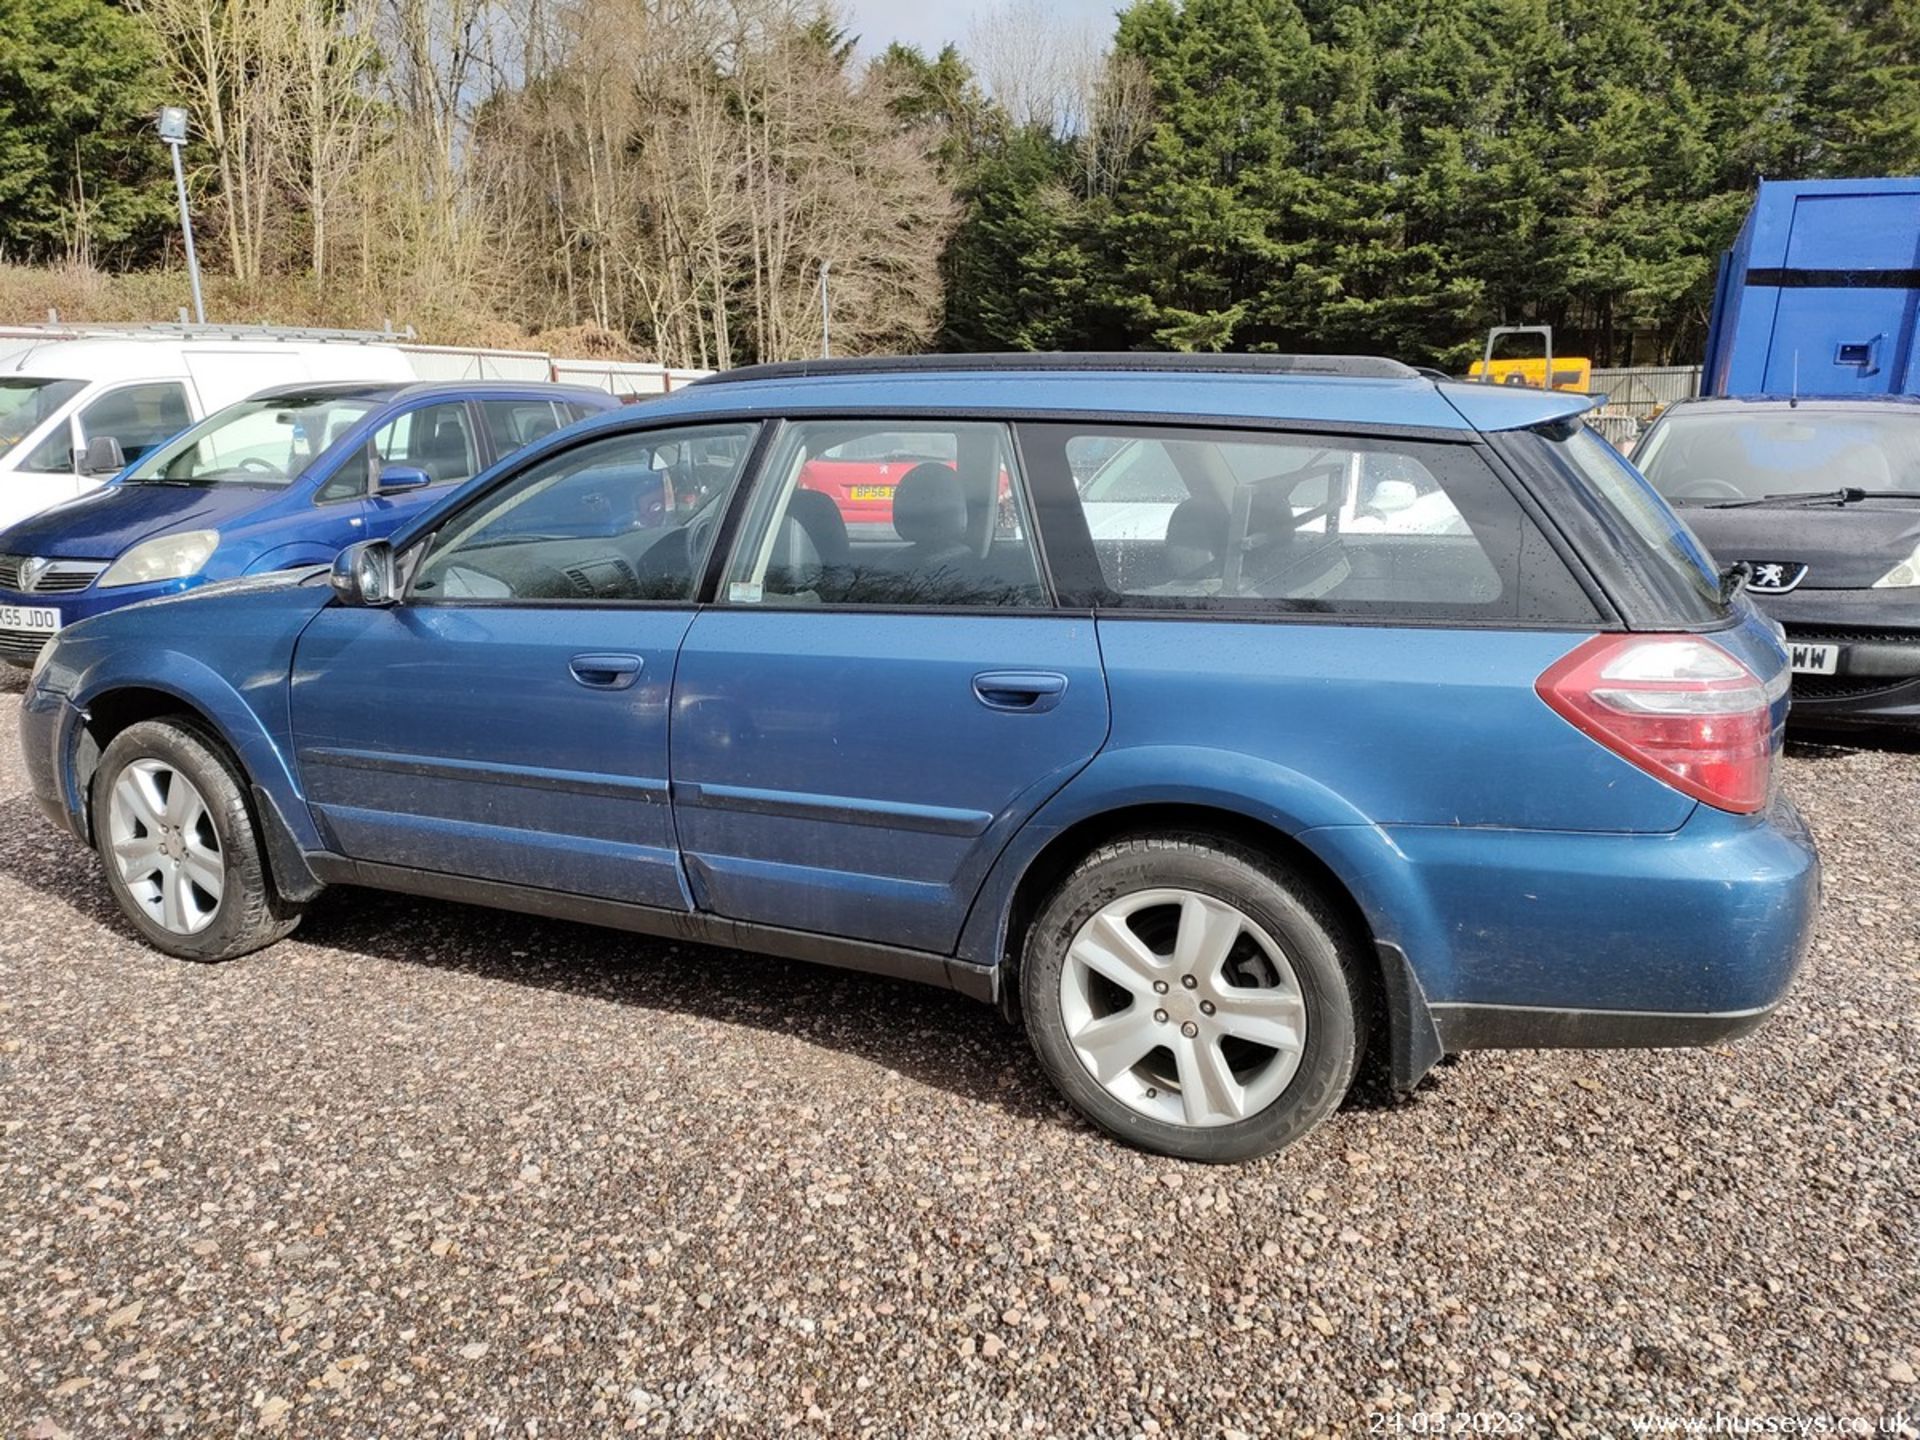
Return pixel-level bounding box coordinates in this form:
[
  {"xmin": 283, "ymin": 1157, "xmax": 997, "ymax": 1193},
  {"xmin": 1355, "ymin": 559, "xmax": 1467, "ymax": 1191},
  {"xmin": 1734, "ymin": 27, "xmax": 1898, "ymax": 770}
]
[{"xmin": 841, "ymin": 0, "xmax": 1120, "ymax": 58}]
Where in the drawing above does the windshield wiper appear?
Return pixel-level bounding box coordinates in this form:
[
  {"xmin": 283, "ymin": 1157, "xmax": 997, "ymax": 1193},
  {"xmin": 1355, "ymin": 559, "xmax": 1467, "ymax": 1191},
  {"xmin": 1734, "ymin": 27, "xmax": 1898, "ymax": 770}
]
[{"xmin": 1700, "ymin": 487, "xmax": 1920, "ymax": 509}]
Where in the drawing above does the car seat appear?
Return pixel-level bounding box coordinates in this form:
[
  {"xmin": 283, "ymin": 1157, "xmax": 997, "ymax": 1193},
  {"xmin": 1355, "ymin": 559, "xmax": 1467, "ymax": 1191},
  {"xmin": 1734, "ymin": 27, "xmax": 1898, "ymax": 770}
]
[
  {"xmin": 767, "ymin": 489, "xmax": 852, "ymax": 598},
  {"xmin": 888, "ymin": 463, "xmax": 974, "ymax": 571},
  {"xmin": 512, "ymin": 407, "xmax": 561, "ymax": 446},
  {"xmin": 1160, "ymin": 495, "xmax": 1233, "ymax": 587},
  {"xmin": 1153, "ymin": 491, "xmax": 1349, "ymax": 600},
  {"xmin": 417, "ymin": 412, "xmax": 474, "ymax": 483}
]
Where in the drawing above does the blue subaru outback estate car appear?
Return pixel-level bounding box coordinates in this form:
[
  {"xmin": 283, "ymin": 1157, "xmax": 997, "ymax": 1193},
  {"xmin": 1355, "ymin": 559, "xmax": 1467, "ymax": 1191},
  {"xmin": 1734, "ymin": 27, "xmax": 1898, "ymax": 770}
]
[
  {"xmin": 0, "ymin": 379, "xmax": 616, "ymax": 665},
  {"xmin": 19, "ymin": 355, "xmax": 1818, "ymax": 1162}
]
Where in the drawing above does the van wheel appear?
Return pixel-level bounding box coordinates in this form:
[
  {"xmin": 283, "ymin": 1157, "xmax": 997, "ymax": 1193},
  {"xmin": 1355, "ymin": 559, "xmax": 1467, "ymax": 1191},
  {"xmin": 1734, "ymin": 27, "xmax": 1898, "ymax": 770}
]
[
  {"xmin": 1021, "ymin": 836, "xmax": 1367, "ymax": 1163},
  {"xmin": 92, "ymin": 719, "xmax": 303, "ymax": 962}
]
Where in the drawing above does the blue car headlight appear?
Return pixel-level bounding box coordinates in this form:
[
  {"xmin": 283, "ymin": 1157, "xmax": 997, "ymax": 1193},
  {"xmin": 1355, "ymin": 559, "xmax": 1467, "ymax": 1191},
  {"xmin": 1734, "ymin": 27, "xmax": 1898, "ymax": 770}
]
[{"xmin": 99, "ymin": 529, "xmax": 220, "ymax": 588}]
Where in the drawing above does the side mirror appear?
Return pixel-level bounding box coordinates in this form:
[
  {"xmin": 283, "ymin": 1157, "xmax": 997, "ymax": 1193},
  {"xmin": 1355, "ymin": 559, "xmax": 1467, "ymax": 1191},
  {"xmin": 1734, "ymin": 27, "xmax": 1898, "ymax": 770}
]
[
  {"xmin": 80, "ymin": 435, "xmax": 126, "ymax": 476},
  {"xmin": 331, "ymin": 539, "xmax": 397, "ymax": 607},
  {"xmin": 1370, "ymin": 479, "xmax": 1418, "ymax": 514},
  {"xmin": 375, "ymin": 463, "xmax": 432, "ymax": 495}
]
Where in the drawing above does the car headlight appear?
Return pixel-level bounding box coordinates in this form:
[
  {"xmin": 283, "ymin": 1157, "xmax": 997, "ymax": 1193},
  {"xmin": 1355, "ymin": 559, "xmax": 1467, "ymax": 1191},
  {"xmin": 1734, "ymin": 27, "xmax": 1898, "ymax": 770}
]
[
  {"xmin": 1872, "ymin": 544, "xmax": 1920, "ymax": 588},
  {"xmin": 98, "ymin": 529, "xmax": 219, "ymax": 589}
]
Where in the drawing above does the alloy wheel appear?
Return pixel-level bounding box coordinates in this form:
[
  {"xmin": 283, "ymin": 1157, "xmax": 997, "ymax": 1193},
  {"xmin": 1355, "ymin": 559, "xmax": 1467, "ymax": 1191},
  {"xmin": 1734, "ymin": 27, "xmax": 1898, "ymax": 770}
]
[
  {"xmin": 1058, "ymin": 887, "xmax": 1307, "ymax": 1128},
  {"xmin": 106, "ymin": 759, "xmax": 224, "ymax": 935}
]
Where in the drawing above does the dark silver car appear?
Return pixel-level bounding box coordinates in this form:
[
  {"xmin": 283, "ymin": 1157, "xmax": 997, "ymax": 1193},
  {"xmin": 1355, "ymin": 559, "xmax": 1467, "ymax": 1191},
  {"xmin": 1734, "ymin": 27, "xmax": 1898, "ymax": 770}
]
[{"xmin": 1637, "ymin": 394, "xmax": 1920, "ymax": 728}]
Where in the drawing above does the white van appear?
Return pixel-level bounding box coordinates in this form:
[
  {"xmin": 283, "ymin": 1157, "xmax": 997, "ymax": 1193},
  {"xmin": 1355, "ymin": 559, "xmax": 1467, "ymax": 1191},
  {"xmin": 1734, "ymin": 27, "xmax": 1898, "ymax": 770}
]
[{"xmin": 0, "ymin": 334, "xmax": 416, "ymax": 530}]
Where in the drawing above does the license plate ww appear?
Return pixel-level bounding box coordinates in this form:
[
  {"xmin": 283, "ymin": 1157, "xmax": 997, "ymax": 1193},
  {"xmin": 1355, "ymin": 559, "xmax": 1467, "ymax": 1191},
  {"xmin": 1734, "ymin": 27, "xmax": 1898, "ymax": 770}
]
[{"xmin": 1788, "ymin": 642, "xmax": 1838, "ymax": 675}]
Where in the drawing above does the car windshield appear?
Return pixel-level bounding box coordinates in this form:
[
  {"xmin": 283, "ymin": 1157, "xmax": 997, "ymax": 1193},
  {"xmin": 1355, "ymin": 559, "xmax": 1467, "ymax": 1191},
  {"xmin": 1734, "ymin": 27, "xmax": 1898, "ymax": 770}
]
[
  {"xmin": 126, "ymin": 392, "xmax": 380, "ymax": 486},
  {"xmin": 1637, "ymin": 408, "xmax": 1920, "ymax": 504},
  {"xmin": 0, "ymin": 377, "xmax": 85, "ymax": 463}
]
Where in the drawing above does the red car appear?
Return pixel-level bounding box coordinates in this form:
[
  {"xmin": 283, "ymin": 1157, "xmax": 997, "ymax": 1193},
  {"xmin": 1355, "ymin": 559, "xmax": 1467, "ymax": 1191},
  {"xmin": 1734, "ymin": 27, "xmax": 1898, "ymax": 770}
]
[
  {"xmin": 798, "ymin": 432, "xmax": 956, "ymax": 532},
  {"xmin": 799, "ymin": 431, "xmax": 1017, "ymax": 535}
]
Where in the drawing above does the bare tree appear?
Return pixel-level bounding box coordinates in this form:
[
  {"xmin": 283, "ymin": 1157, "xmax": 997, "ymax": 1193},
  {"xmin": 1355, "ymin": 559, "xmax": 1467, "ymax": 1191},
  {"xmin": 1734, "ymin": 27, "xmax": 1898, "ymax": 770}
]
[
  {"xmin": 284, "ymin": 0, "xmax": 381, "ymax": 283},
  {"xmin": 967, "ymin": 0, "xmax": 1104, "ymax": 135},
  {"xmin": 129, "ymin": 0, "xmax": 953, "ymax": 357},
  {"xmin": 136, "ymin": 0, "xmax": 297, "ymax": 282},
  {"xmin": 1080, "ymin": 50, "xmax": 1154, "ymax": 198}
]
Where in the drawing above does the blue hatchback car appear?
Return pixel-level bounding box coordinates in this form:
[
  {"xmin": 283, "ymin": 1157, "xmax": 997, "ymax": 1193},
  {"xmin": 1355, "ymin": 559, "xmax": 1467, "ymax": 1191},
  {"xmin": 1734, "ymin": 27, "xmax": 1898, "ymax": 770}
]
[
  {"xmin": 19, "ymin": 355, "xmax": 1819, "ymax": 1161},
  {"xmin": 0, "ymin": 380, "xmax": 616, "ymax": 665}
]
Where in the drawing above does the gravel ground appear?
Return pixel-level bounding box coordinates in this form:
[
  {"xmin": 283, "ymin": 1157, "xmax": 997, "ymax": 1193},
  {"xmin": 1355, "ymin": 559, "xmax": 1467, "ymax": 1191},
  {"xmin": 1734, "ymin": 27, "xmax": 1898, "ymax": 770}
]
[{"xmin": 0, "ymin": 682, "xmax": 1915, "ymax": 1439}]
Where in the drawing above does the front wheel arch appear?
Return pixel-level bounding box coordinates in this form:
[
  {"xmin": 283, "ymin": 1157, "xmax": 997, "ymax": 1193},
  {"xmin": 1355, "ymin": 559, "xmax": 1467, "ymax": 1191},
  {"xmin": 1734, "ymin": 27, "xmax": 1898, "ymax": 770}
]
[
  {"xmin": 74, "ymin": 688, "xmax": 324, "ymax": 906},
  {"xmin": 75, "ymin": 688, "xmax": 229, "ymax": 842}
]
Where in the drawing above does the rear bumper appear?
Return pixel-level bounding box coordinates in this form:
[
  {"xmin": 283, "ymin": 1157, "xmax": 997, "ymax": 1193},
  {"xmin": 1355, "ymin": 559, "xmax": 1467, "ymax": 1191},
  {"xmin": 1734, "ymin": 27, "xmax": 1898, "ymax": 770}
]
[
  {"xmin": 1304, "ymin": 792, "xmax": 1820, "ymax": 1081},
  {"xmin": 1427, "ymin": 999, "xmax": 1781, "ymax": 1051}
]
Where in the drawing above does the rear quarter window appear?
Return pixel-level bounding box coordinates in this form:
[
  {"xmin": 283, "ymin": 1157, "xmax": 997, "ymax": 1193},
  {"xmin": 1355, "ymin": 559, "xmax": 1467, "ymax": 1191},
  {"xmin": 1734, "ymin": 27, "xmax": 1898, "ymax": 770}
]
[
  {"xmin": 1505, "ymin": 423, "xmax": 1728, "ymax": 627},
  {"xmin": 1023, "ymin": 423, "xmax": 1603, "ymax": 625}
]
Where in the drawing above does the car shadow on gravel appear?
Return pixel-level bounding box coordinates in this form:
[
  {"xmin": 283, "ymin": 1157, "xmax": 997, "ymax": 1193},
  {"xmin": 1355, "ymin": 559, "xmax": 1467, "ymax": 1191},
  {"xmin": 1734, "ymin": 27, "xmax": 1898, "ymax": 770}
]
[
  {"xmin": 298, "ymin": 887, "xmax": 1419, "ymax": 1125},
  {"xmin": 294, "ymin": 884, "xmax": 1083, "ymax": 1126},
  {"xmin": 0, "ymin": 791, "xmax": 1067, "ymax": 1126},
  {"xmin": 0, "ymin": 787, "xmax": 1415, "ymax": 1128}
]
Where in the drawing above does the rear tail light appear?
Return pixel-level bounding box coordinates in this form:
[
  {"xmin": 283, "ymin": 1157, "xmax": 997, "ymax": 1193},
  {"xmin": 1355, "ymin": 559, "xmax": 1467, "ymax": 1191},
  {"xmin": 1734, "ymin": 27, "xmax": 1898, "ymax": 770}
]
[{"xmin": 1535, "ymin": 635, "xmax": 1776, "ymax": 813}]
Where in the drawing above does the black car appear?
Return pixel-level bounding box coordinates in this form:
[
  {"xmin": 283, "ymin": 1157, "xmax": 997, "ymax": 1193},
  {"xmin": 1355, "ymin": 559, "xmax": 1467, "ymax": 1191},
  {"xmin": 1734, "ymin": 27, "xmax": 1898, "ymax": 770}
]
[{"xmin": 1636, "ymin": 395, "xmax": 1920, "ymax": 728}]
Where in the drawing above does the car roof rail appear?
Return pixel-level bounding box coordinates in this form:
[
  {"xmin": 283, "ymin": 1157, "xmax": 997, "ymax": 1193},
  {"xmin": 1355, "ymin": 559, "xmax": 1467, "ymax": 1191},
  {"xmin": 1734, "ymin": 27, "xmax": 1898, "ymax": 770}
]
[{"xmin": 686, "ymin": 352, "xmax": 1425, "ymax": 386}]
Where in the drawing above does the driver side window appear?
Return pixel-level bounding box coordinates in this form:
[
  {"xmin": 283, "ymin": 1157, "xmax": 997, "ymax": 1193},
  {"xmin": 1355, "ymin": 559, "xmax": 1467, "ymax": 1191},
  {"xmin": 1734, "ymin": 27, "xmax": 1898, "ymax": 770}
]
[{"xmin": 411, "ymin": 423, "xmax": 758, "ymax": 604}]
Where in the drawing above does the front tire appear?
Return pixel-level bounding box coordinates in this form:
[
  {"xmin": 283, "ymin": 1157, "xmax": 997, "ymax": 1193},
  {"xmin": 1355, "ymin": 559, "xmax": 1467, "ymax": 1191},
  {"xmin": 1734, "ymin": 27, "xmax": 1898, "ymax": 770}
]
[
  {"xmin": 92, "ymin": 718, "xmax": 302, "ymax": 961},
  {"xmin": 1021, "ymin": 835, "xmax": 1367, "ymax": 1163}
]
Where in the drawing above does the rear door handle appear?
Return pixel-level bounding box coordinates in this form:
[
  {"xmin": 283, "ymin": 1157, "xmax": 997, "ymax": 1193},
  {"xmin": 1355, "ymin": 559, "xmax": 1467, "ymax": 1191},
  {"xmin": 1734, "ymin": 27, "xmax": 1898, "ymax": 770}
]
[
  {"xmin": 570, "ymin": 652, "xmax": 644, "ymax": 690},
  {"xmin": 972, "ymin": 670, "xmax": 1068, "ymax": 713}
]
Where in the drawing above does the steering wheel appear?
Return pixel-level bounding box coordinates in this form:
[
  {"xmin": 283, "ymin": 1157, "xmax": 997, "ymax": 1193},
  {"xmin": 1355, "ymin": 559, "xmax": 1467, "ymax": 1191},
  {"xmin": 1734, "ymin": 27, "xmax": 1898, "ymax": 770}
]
[
  {"xmin": 1671, "ymin": 477, "xmax": 1744, "ymax": 500},
  {"xmin": 237, "ymin": 457, "xmax": 280, "ymax": 474}
]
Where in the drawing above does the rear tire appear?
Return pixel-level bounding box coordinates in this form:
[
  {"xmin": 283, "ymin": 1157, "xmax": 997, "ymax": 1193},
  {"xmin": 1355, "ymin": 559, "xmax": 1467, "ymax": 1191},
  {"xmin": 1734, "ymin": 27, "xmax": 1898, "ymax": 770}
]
[
  {"xmin": 1021, "ymin": 835, "xmax": 1367, "ymax": 1163},
  {"xmin": 92, "ymin": 718, "xmax": 303, "ymax": 962}
]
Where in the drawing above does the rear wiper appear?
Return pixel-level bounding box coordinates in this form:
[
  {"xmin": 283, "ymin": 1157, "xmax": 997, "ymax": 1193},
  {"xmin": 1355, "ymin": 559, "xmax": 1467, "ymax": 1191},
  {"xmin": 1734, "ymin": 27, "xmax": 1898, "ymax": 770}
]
[{"xmin": 1701, "ymin": 488, "xmax": 1920, "ymax": 509}]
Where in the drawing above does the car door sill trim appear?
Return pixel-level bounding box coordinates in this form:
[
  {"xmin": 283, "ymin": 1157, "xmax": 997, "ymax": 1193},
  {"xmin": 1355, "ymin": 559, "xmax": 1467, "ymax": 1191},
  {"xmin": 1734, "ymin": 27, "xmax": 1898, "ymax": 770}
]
[
  {"xmin": 305, "ymin": 853, "xmax": 999, "ymax": 1003},
  {"xmin": 301, "ymin": 746, "xmax": 669, "ymax": 803}
]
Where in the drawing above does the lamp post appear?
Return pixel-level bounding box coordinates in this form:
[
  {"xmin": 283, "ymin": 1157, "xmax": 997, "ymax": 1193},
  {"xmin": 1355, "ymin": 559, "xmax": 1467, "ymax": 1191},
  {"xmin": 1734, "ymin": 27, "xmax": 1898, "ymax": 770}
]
[
  {"xmin": 819, "ymin": 260, "xmax": 831, "ymax": 358},
  {"xmin": 157, "ymin": 106, "xmax": 206, "ymax": 325}
]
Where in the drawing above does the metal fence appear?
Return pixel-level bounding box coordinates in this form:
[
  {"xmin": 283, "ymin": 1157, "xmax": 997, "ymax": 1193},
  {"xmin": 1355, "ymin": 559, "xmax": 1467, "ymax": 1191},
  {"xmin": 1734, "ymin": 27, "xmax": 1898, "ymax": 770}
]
[
  {"xmin": 2, "ymin": 320, "xmax": 712, "ymax": 397},
  {"xmin": 1586, "ymin": 365, "xmax": 1702, "ymax": 451},
  {"xmin": 1591, "ymin": 365, "xmax": 1702, "ymax": 417}
]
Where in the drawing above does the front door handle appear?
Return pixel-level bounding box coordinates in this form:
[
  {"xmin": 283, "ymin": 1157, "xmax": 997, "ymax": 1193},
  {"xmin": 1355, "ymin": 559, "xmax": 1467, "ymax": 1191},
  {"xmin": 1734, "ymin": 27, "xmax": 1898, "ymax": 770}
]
[
  {"xmin": 972, "ymin": 670, "xmax": 1068, "ymax": 713},
  {"xmin": 570, "ymin": 652, "xmax": 644, "ymax": 690}
]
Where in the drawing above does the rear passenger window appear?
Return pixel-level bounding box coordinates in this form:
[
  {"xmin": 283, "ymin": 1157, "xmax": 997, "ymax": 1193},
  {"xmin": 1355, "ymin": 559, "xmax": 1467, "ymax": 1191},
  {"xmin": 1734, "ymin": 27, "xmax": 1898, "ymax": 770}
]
[
  {"xmin": 479, "ymin": 399, "xmax": 567, "ymax": 454},
  {"xmin": 721, "ymin": 419, "xmax": 1046, "ymax": 609},
  {"xmin": 1030, "ymin": 424, "xmax": 1600, "ymax": 623}
]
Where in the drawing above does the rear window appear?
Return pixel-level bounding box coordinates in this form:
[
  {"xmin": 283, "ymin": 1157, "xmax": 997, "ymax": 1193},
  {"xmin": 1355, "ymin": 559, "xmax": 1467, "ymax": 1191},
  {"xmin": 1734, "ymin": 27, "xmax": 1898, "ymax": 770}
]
[{"xmin": 1513, "ymin": 423, "xmax": 1727, "ymax": 624}]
